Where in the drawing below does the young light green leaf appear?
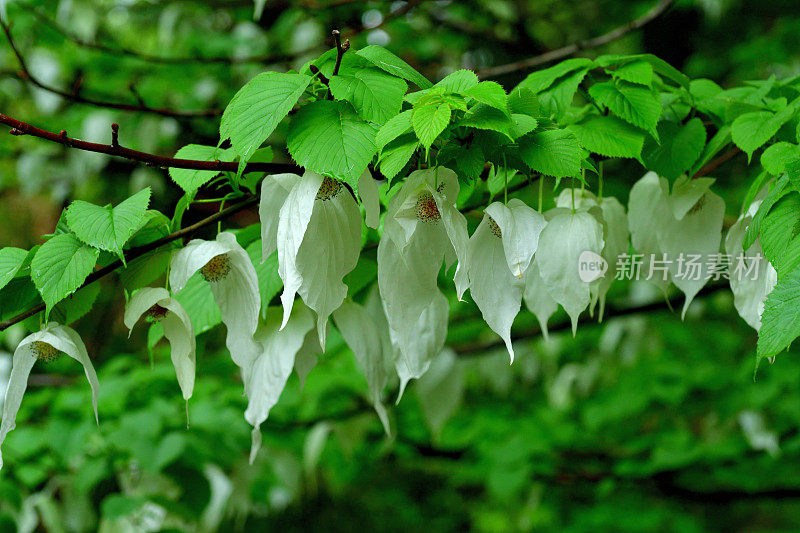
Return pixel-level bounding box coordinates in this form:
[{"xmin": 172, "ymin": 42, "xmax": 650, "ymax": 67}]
[
  {"xmin": 588, "ymin": 81, "xmax": 661, "ymax": 139},
  {"xmin": 220, "ymin": 72, "xmax": 312, "ymax": 165},
  {"xmin": 376, "ymin": 109, "xmax": 413, "ymax": 152},
  {"xmin": 30, "ymin": 234, "xmax": 99, "ymax": 316},
  {"xmin": 611, "ymin": 60, "xmax": 654, "ymax": 86},
  {"xmin": 642, "ymin": 118, "xmax": 706, "ymax": 179},
  {"xmin": 757, "ymin": 267, "xmax": 800, "ymax": 363},
  {"xmin": 287, "ymin": 100, "xmax": 378, "ymax": 189},
  {"xmin": 379, "ymin": 134, "xmax": 418, "ymax": 183},
  {"xmin": 169, "ymin": 145, "xmax": 235, "ymax": 194},
  {"xmin": 518, "ymin": 129, "xmax": 582, "ymax": 178},
  {"xmin": 435, "ymin": 69, "xmax": 479, "ymax": 94},
  {"xmin": 732, "ymin": 111, "xmax": 785, "ymax": 160},
  {"xmin": 65, "ymin": 187, "xmax": 152, "ymax": 262},
  {"xmin": 356, "ymin": 46, "xmax": 433, "ymax": 89},
  {"xmin": 413, "ymin": 101, "xmax": 451, "ymax": 150},
  {"xmin": 760, "ymin": 142, "xmax": 800, "ymax": 175},
  {"xmin": 459, "ymin": 105, "xmax": 515, "ymax": 139},
  {"xmin": 463, "ymin": 81, "xmax": 508, "ymax": 113},
  {"xmin": 517, "ymin": 58, "xmax": 593, "ymax": 94},
  {"xmin": 690, "ymin": 125, "xmax": 731, "ymax": 176},
  {"xmin": 508, "ymin": 87, "xmax": 541, "ymax": 117},
  {"xmin": 0, "ymin": 248, "xmax": 28, "ymax": 292},
  {"xmin": 329, "ymin": 68, "xmax": 408, "ymax": 124},
  {"xmin": 569, "ymin": 115, "xmax": 645, "ymax": 159}
]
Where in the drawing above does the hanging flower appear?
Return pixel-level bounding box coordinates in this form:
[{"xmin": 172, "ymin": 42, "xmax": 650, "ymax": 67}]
[
  {"xmin": 725, "ymin": 197, "xmax": 778, "ymax": 330},
  {"xmin": 245, "ymin": 304, "xmax": 314, "ymax": 463},
  {"xmin": 523, "ymin": 261, "xmax": 559, "ymax": 340},
  {"xmin": 124, "ymin": 287, "xmax": 196, "ymax": 401},
  {"xmin": 0, "ymin": 323, "xmax": 99, "ymax": 469},
  {"xmin": 259, "ymin": 170, "xmax": 361, "ymax": 350},
  {"xmin": 169, "ymin": 231, "xmax": 260, "ymax": 373},
  {"xmin": 467, "ymin": 199, "xmax": 545, "ymax": 362}
]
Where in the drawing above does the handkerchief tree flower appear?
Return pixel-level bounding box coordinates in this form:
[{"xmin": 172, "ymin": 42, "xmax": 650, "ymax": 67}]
[{"xmin": 0, "ymin": 323, "xmax": 99, "ymax": 469}]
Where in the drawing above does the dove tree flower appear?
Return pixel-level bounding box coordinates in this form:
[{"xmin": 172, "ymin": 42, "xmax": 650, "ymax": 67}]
[
  {"xmin": 0, "ymin": 323, "xmax": 99, "ymax": 469},
  {"xmin": 467, "ymin": 199, "xmax": 546, "ymax": 362},
  {"xmin": 124, "ymin": 287, "xmax": 196, "ymax": 401},
  {"xmin": 169, "ymin": 231, "xmax": 260, "ymax": 374},
  {"xmin": 378, "ymin": 167, "xmax": 467, "ymax": 393},
  {"xmin": 259, "ymin": 170, "xmax": 362, "ymax": 349},
  {"xmin": 245, "ymin": 305, "xmax": 314, "ymax": 463},
  {"xmin": 725, "ymin": 198, "xmax": 778, "ymax": 330}
]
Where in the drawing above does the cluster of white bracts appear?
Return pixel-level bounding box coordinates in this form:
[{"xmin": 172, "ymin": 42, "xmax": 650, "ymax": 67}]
[{"xmin": 1, "ymin": 168, "xmax": 776, "ymax": 467}]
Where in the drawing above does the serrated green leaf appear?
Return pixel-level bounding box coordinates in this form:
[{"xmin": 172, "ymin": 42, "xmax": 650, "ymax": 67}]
[
  {"xmin": 65, "ymin": 187, "xmax": 152, "ymax": 263},
  {"xmin": 435, "ymin": 69, "xmax": 479, "ymax": 94},
  {"xmin": 330, "ymin": 68, "xmax": 407, "ymax": 124},
  {"xmin": 569, "ymin": 115, "xmax": 645, "ymax": 159},
  {"xmin": 690, "ymin": 125, "xmax": 731, "ymax": 177},
  {"xmin": 287, "ymin": 100, "xmax": 378, "ymax": 189},
  {"xmin": 413, "ymin": 102, "xmax": 451, "ymax": 150},
  {"xmin": 175, "ymin": 272, "xmax": 222, "ymax": 335},
  {"xmin": 220, "ymin": 72, "xmax": 312, "ymax": 166},
  {"xmin": 168, "ymin": 145, "xmax": 235, "ymax": 194},
  {"xmin": 379, "ymin": 134, "xmax": 418, "ymax": 183},
  {"xmin": 761, "ymin": 142, "xmax": 800, "ymax": 175},
  {"xmin": 596, "ymin": 54, "xmax": 690, "ymax": 88},
  {"xmin": 50, "ymin": 283, "xmax": 101, "ymax": 325},
  {"xmin": 0, "ymin": 277, "xmax": 41, "ymax": 322},
  {"xmin": 642, "ymin": 118, "xmax": 706, "ymax": 179},
  {"xmin": 744, "ymin": 176, "xmax": 789, "ymax": 250},
  {"xmin": 538, "ymin": 68, "xmax": 589, "ymax": 119},
  {"xmin": 30, "ymin": 233, "xmax": 99, "ymax": 317},
  {"xmin": 760, "ymin": 192, "xmax": 800, "ymax": 275},
  {"xmin": 0, "ymin": 247, "xmax": 28, "ymax": 292},
  {"xmin": 510, "ymin": 114, "xmax": 538, "ymax": 139},
  {"xmin": 588, "ymin": 81, "xmax": 661, "ymax": 139},
  {"xmin": 464, "ymin": 81, "xmax": 508, "ymax": 113},
  {"xmin": 376, "ymin": 109, "xmax": 413, "ymax": 152},
  {"xmin": 508, "ymin": 87, "xmax": 541, "ymax": 117},
  {"xmin": 757, "ymin": 267, "xmax": 800, "ymax": 363},
  {"xmin": 459, "ymin": 105, "xmax": 514, "ymax": 139},
  {"xmin": 119, "ymin": 249, "xmax": 172, "ymax": 292},
  {"xmin": 245, "ymin": 240, "xmax": 283, "ymax": 318},
  {"xmin": 356, "ymin": 46, "xmax": 432, "ymax": 89},
  {"xmin": 611, "ymin": 60, "xmax": 654, "ymax": 86},
  {"xmin": 517, "ymin": 58, "xmax": 593, "ymax": 94},
  {"xmin": 732, "ymin": 111, "xmax": 784, "ymax": 160},
  {"xmin": 518, "ymin": 129, "xmax": 582, "ymax": 178}
]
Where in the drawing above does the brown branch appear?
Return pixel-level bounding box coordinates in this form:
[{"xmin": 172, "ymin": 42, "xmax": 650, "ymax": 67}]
[
  {"xmin": 0, "ymin": 19, "xmax": 220, "ymax": 118},
  {"xmin": 0, "ymin": 195, "xmax": 260, "ymax": 332},
  {"xmin": 693, "ymin": 147, "xmax": 743, "ymax": 178},
  {"xmin": 0, "ymin": 114, "xmax": 301, "ymax": 174},
  {"xmin": 476, "ymin": 0, "xmax": 676, "ymax": 79}
]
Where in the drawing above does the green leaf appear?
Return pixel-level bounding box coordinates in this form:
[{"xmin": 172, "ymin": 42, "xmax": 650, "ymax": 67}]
[
  {"xmin": 757, "ymin": 267, "xmax": 800, "ymax": 363},
  {"xmin": 50, "ymin": 283, "xmax": 101, "ymax": 325},
  {"xmin": 569, "ymin": 115, "xmax": 645, "ymax": 159},
  {"xmin": 435, "ymin": 69, "xmax": 479, "ymax": 94},
  {"xmin": 595, "ymin": 54, "xmax": 690, "ymax": 88},
  {"xmin": 508, "ymin": 87, "xmax": 541, "ymax": 117},
  {"xmin": 119, "ymin": 249, "xmax": 172, "ymax": 293},
  {"xmin": 642, "ymin": 118, "xmax": 706, "ymax": 179},
  {"xmin": 168, "ymin": 145, "xmax": 235, "ymax": 194},
  {"xmin": 287, "ymin": 100, "xmax": 378, "ymax": 189},
  {"xmin": 65, "ymin": 187, "xmax": 152, "ymax": 263},
  {"xmin": 376, "ymin": 109, "xmax": 413, "ymax": 152},
  {"xmin": 175, "ymin": 272, "xmax": 222, "ymax": 335},
  {"xmin": 30, "ymin": 233, "xmax": 99, "ymax": 317},
  {"xmin": 761, "ymin": 142, "xmax": 800, "ymax": 175},
  {"xmin": 464, "ymin": 81, "xmax": 508, "ymax": 113},
  {"xmin": 356, "ymin": 46, "xmax": 433, "ymax": 89},
  {"xmin": 744, "ymin": 176, "xmax": 789, "ymax": 250},
  {"xmin": 690, "ymin": 125, "xmax": 731, "ymax": 177},
  {"xmin": 0, "ymin": 247, "xmax": 28, "ymax": 292},
  {"xmin": 588, "ymin": 81, "xmax": 661, "ymax": 139},
  {"xmin": 379, "ymin": 134, "xmax": 418, "ymax": 183},
  {"xmin": 518, "ymin": 129, "xmax": 582, "ymax": 179},
  {"xmin": 732, "ymin": 111, "xmax": 785, "ymax": 160},
  {"xmin": 245, "ymin": 240, "xmax": 283, "ymax": 318},
  {"xmin": 538, "ymin": 68, "xmax": 589, "ymax": 119},
  {"xmin": 510, "ymin": 114, "xmax": 538, "ymax": 139},
  {"xmin": 413, "ymin": 102, "xmax": 451, "ymax": 150},
  {"xmin": 517, "ymin": 58, "xmax": 593, "ymax": 94},
  {"xmin": 759, "ymin": 192, "xmax": 800, "ymax": 275},
  {"xmin": 459, "ymin": 105, "xmax": 515, "ymax": 139},
  {"xmin": 611, "ymin": 60, "xmax": 654, "ymax": 86},
  {"xmin": 329, "ymin": 68, "xmax": 408, "ymax": 124},
  {"xmin": 220, "ymin": 72, "xmax": 312, "ymax": 165}
]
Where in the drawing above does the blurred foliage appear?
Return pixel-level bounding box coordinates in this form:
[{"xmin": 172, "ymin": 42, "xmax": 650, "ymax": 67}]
[{"xmin": 1, "ymin": 0, "xmax": 800, "ymax": 531}]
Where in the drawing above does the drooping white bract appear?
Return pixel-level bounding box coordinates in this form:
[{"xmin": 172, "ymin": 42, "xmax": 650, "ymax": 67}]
[
  {"xmin": 124, "ymin": 287, "xmax": 196, "ymax": 400},
  {"xmin": 594, "ymin": 197, "xmax": 630, "ymax": 319},
  {"xmin": 523, "ymin": 261, "xmax": 559, "ymax": 340},
  {"xmin": 333, "ymin": 299, "xmax": 392, "ymax": 434},
  {"xmin": 725, "ymin": 199, "xmax": 778, "ymax": 330},
  {"xmin": 245, "ymin": 305, "xmax": 314, "ymax": 464},
  {"xmin": 358, "ymin": 169, "xmax": 381, "ymax": 229},
  {"xmin": 468, "ymin": 199, "xmax": 546, "ymax": 362},
  {"xmin": 536, "ymin": 210, "xmax": 604, "ymax": 334},
  {"xmin": 628, "ymin": 172, "xmax": 673, "ymax": 296},
  {"xmin": 260, "ymin": 170, "xmax": 361, "ymax": 349},
  {"xmin": 0, "ymin": 323, "xmax": 99, "ymax": 469},
  {"xmin": 554, "ymin": 188, "xmax": 599, "ymax": 211},
  {"xmin": 169, "ymin": 231, "xmax": 260, "ymax": 374}
]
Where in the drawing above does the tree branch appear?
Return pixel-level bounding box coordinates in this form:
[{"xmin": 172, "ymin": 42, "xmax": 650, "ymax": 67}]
[
  {"xmin": 0, "ymin": 114, "xmax": 300, "ymax": 174},
  {"xmin": 0, "ymin": 19, "xmax": 220, "ymax": 118},
  {"xmin": 476, "ymin": 0, "xmax": 676, "ymax": 79},
  {"xmin": 0, "ymin": 195, "xmax": 260, "ymax": 331}
]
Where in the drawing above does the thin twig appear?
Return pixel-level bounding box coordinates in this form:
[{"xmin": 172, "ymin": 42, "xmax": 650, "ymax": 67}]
[
  {"xmin": 0, "ymin": 19, "xmax": 220, "ymax": 118},
  {"xmin": 476, "ymin": 0, "xmax": 676, "ymax": 79},
  {"xmin": 693, "ymin": 147, "xmax": 743, "ymax": 178},
  {"xmin": 0, "ymin": 114, "xmax": 300, "ymax": 174}
]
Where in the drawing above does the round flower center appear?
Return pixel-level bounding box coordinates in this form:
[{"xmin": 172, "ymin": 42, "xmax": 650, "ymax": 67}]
[
  {"xmin": 316, "ymin": 176, "xmax": 342, "ymax": 201},
  {"xmin": 415, "ymin": 191, "xmax": 441, "ymax": 222},
  {"xmin": 146, "ymin": 304, "xmax": 169, "ymax": 322},
  {"xmin": 31, "ymin": 340, "xmax": 61, "ymax": 363},
  {"xmin": 200, "ymin": 253, "xmax": 232, "ymax": 282},
  {"xmin": 487, "ymin": 216, "xmax": 502, "ymax": 238}
]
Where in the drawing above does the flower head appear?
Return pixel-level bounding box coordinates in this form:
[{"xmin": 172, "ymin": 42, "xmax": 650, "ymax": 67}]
[
  {"xmin": 169, "ymin": 232, "xmax": 260, "ymax": 372},
  {"xmin": 0, "ymin": 323, "xmax": 99, "ymax": 469},
  {"xmin": 124, "ymin": 287, "xmax": 196, "ymax": 400}
]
